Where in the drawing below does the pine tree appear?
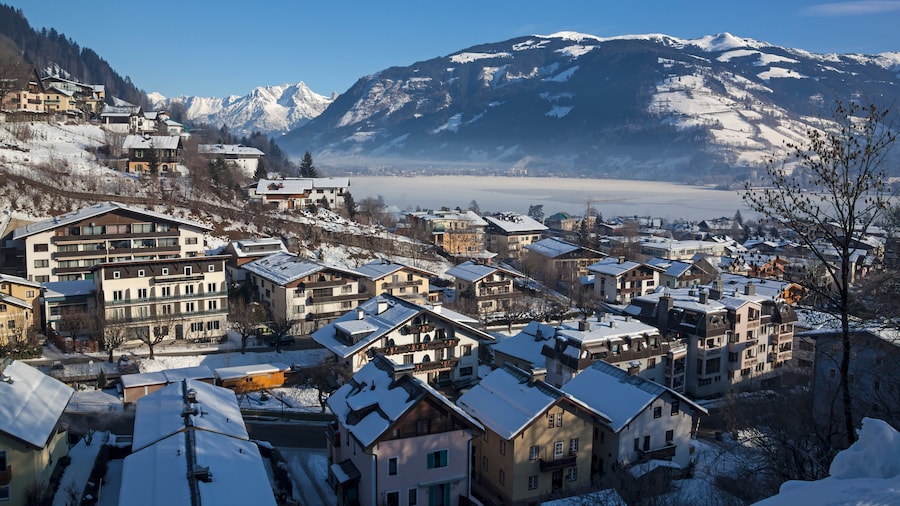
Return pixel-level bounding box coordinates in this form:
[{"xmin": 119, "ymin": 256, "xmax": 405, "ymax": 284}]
[{"xmin": 299, "ymin": 151, "xmax": 318, "ymax": 178}]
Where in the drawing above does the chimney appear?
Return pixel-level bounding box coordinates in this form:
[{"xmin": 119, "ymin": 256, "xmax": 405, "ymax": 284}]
[
  {"xmin": 356, "ymin": 307, "xmax": 365, "ymax": 320},
  {"xmin": 430, "ymin": 302, "xmax": 442, "ymax": 314},
  {"xmin": 710, "ymin": 278, "xmax": 723, "ymax": 300},
  {"xmin": 618, "ymin": 256, "xmax": 626, "ymax": 264},
  {"xmin": 699, "ymin": 290, "xmax": 708, "ymax": 304},
  {"xmin": 377, "ymin": 298, "xmax": 389, "ymax": 314},
  {"xmin": 627, "ymin": 361, "xmax": 641, "ymax": 376},
  {"xmin": 578, "ymin": 320, "xmax": 591, "ymax": 332},
  {"xmin": 609, "ymin": 320, "xmax": 617, "ymax": 329},
  {"xmin": 657, "ymin": 295, "xmax": 673, "ymax": 330},
  {"xmin": 534, "ymin": 327, "xmax": 543, "ymax": 341},
  {"xmin": 744, "ymin": 282, "xmax": 755, "ymax": 296},
  {"xmin": 529, "ymin": 367, "xmax": 547, "ymax": 385}
]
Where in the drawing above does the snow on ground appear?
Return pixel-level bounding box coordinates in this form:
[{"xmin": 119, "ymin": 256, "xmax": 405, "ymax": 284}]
[
  {"xmin": 52, "ymin": 432, "xmax": 109, "ymax": 506},
  {"xmin": 280, "ymin": 449, "xmax": 337, "ymax": 506},
  {"xmin": 97, "ymin": 459, "xmax": 122, "ymax": 506},
  {"xmin": 754, "ymin": 418, "xmax": 900, "ymax": 505},
  {"xmin": 137, "ymin": 347, "xmax": 330, "ymax": 373}
]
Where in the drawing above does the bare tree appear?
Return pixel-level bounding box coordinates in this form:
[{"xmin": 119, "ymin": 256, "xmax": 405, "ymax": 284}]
[
  {"xmin": 99, "ymin": 315, "xmax": 128, "ymax": 363},
  {"xmin": 229, "ymin": 297, "xmax": 265, "ymax": 354},
  {"xmin": 267, "ymin": 311, "xmax": 298, "ymax": 354},
  {"xmin": 743, "ymin": 100, "xmax": 896, "ymax": 445},
  {"xmin": 294, "ymin": 355, "xmax": 352, "ymax": 412},
  {"xmin": 139, "ymin": 311, "xmax": 180, "ymax": 360}
]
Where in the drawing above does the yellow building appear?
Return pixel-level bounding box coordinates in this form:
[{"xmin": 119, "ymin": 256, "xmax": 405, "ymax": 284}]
[
  {"xmin": 0, "ymin": 275, "xmax": 41, "ymax": 346},
  {"xmin": 0, "ymin": 359, "xmax": 74, "ymax": 505}
]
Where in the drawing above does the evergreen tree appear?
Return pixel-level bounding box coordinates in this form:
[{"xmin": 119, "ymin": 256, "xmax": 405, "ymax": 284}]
[
  {"xmin": 344, "ymin": 192, "xmax": 358, "ymax": 220},
  {"xmin": 299, "ymin": 151, "xmax": 318, "ymax": 178},
  {"xmin": 253, "ymin": 160, "xmax": 267, "ymax": 180}
]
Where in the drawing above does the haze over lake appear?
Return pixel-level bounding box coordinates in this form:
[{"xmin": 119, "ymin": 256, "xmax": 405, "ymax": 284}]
[{"xmin": 349, "ymin": 176, "xmax": 751, "ymax": 221}]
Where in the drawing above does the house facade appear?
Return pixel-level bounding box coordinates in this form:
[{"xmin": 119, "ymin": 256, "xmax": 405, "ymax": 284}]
[
  {"xmin": 524, "ymin": 238, "xmax": 606, "ymax": 288},
  {"xmin": 0, "ymin": 64, "xmax": 44, "ymax": 114},
  {"xmin": 355, "ymin": 259, "xmax": 438, "ymax": 304},
  {"xmin": 457, "ymin": 365, "xmax": 596, "ymax": 506},
  {"xmin": 242, "ymin": 252, "xmax": 367, "ymax": 335},
  {"xmin": 198, "ymin": 144, "xmax": 264, "ymax": 177},
  {"xmin": 326, "ymin": 356, "xmax": 484, "ymax": 506},
  {"xmin": 0, "ymin": 274, "xmax": 41, "ymax": 346},
  {"xmin": 122, "ymin": 135, "xmax": 182, "ymax": 173},
  {"xmin": 0, "ymin": 359, "xmax": 73, "ymax": 506},
  {"xmin": 483, "ymin": 212, "xmax": 548, "ymax": 259},
  {"xmin": 93, "ymin": 256, "xmax": 229, "ymax": 345},
  {"xmin": 11, "ymin": 202, "xmax": 210, "ymax": 283},
  {"xmin": 311, "ymin": 294, "xmax": 492, "ymax": 386},
  {"xmin": 445, "ymin": 260, "xmax": 523, "ymax": 314},
  {"xmin": 589, "ymin": 258, "xmax": 662, "ymax": 304},
  {"xmin": 562, "ymin": 361, "xmax": 707, "ymax": 475},
  {"xmin": 406, "ymin": 210, "xmax": 489, "ymax": 258},
  {"xmin": 222, "ymin": 237, "xmax": 288, "ymax": 285},
  {"xmin": 250, "ymin": 177, "xmax": 350, "ymax": 211}
]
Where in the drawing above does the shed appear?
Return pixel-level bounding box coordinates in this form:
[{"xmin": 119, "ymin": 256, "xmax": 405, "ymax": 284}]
[{"xmin": 214, "ymin": 363, "xmax": 290, "ymax": 393}]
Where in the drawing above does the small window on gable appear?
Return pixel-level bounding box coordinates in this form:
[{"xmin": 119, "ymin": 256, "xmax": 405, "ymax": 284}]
[
  {"xmin": 162, "ymin": 268, "xmax": 169, "ymax": 276},
  {"xmin": 112, "ymin": 271, "xmax": 120, "ymax": 279},
  {"xmin": 185, "ymin": 266, "xmax": 192, "ymax": 276},
  {"xmin": 138, "ymin": 269, "xmax": 145, "ymax": 277},
  {"xmin": 208, "ymin": 264, "xmax": 215, "ymax": 272}
]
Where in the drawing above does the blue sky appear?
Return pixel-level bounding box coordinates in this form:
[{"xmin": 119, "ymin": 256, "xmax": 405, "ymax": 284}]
[{"xmin": 5, "ymin": 0, "xmax": 899, "ymax": 98}]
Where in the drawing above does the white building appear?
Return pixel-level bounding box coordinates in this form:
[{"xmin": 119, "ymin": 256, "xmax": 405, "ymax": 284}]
[
  {"xmin": 198, "ymin": 144, "xmax": 265, "ymax": 177},
  {"xmin": 250, "ymin": 177, "xmax": 350, "ymax": 211}
]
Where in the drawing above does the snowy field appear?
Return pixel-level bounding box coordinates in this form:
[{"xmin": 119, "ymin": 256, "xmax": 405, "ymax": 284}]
[{"xmin": 349, "ymin": 175, "xmax": 754, "ymax": 221}]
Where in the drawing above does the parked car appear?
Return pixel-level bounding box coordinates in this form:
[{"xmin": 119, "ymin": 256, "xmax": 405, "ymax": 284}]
[{"xmin": 268, "ymin": 334, "xmax": 295, "ymax": 347}]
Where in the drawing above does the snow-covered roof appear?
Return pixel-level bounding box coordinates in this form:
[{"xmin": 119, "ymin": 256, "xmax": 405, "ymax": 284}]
[
  {"xmin": 311, "ymin": 294, "xmax": 489, "ymax": 359},
  {"xmin": 253, "ymin": 177, "xmax": 349, "ymax": 195},
  {"xmin": 122, "ymin": 135, "xmax": 181, "ymax": 150},
  {"xmin": 492, "ymin": 321, "xmax": 557, "ymax": 369},
  {"xmin": 12, "ymin": 201, "xmax": 211, "ymax": 239},
  {"xmin": 646, "ymin": 258, "xmax": 694, "ymax": 278},
  {"xmin": 446, "ymin": 260, "xmax": 521, "ymax": 283},
  {"xmin": 121, "ymin": 423, "xmax": 274, "ymax": 506},
  {"xmin": 355, "ymin": 258, "xmax": 435, "ymax": 280},
  {"xmin": 409, "ymin": 209, "xmax": 488, "ymax": 226},
  {"xmin": 716, "ymin": 273, "xmax": 795, "ymax": 301},
  {"xmin": 0, "ymin": 360, "xmax": 74, "ymax": 448},
  {"xmin": 525, "ymin": 237, "xmax": 582, "ymax": 258},
  {"xmin": 0, "ymin": 292, "xmax": 30, "ymax": 309},
  {"xmin": 131, "ymin": 379, "xmax": 248, "ymax": 452},
  {"xmin": 121, "ymin": 366, "xmax": 215, "ymax": 389},
  {"xmin": 229, "ymin": 237, "xmax": 288, "ymax": 258},
  {"xmin": 0, "ymin": 273, "xmax": 44, "ymax": 289},
  {"xmin": 328, "ymin": 356, "xmax": 482, "ymax": 448},
  {"xmin": 588, "ymin": 257, "xmax": 660, "ymax": 277},
  {"xmin": 214, "ymin": 362, "xmax": 289, "ymax": 381},
  {"xmin": 484, "ymin": 212, "xmax": 548, "ymax": 234},
  {"xmin": 42, "ymin": 280, "xmax": 95, "ymax": 299},
  {"xmin": 197, "ymin": 144, "xmax": 264, "ymax": 157},
  {"xmin": 562, "ymin": 361, "xmax": 706, "ymax": 432},
  {"xmin": 241, "ymin": 252, "xmax": 364, "ymax": 286},
  {"xmin": 456, "ymin": 364, "xmax": 569, "ymax": 440},
  {"xmin": 554, "ymin": 314, "xmax": 661, "ymax": 349}
]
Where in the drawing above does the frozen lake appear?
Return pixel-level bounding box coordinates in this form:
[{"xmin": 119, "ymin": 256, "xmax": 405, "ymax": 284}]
[{"xmin": 347, "ymin": 176, "xmax": 753, "ymax": 221}]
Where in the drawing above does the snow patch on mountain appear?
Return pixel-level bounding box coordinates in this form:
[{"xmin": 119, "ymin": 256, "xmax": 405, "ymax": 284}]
[
  {"xmin": 150, "ymin": 82, "xmax": 331, "ymax": 137},
  {"xmin": 450, "ymin": 52, "xmax": 511, "ymax": 64}
]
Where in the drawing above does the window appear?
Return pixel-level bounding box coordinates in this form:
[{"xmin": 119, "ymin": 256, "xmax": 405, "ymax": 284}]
[
  {"xmin": 161, "ymin": 286, "xmax": 172, "ymax": 297},
  {"xmin": 671, "ymin": 400, "xmax": 680, "ymax": 416},
  {"xmin": 0, "ymin": 304, "xmax": 7, "ymax": 312},
  {"xmin": 463, "ymin": 344, "xmax": 472, "ymax": 356},
  {"xmin": 499, "ymin": 440, "xmax": 506, "ymax": 455},
  {"xmin": 184, "ymin": 302, "xmax": 195, "ymax": 313},
  {"xmin": 162, "ymin": 304, "xmax": 173, "ymax": 315},
  {"xmin": 569, "ymin": 438, "xmax": 579, "ymax": 454},
  {"xmin": 653, "ymin": 406, "xmax": 662, "ymax": 418},
  {"xmin": 185, "ymin": 285, "xmax": 195, "ymax": 295},
  {"xmin": 137, "ymin": 288, "xmax": 148, "ymax": 299},
  {"xmin": 460, "ymin": 366, "xmax": 473, "ymax": 376},
  {"xmin": 34, "ymin": 259, "xmax": 49, "ymax": 268},
  {"xmin": 427, "ymin": 449, "xmax": 447, "ymax": 469},
  {"xmin": 207, "ymin": 283, "xmax": 217, "ymax": 293},
  {"xmin": 416, "ymin": 420, "xmax": 430, "ymax": 435},
  {"xmin": 33, "ymin": 243, "xmax": 48, "ymax": 252},
  {"xmin": 113, "ymin": 290, "xmax": 124, "ymax": 301},
  {"xmin": 648, "ymin": 357, "xmax": 656, "ymax": 368},
  {"xmin": 527, "ymin": 475, "xmax": 538, "ymax": 490},
  {"xmin": 190, "ymin": 322, "xmax": 204, "ymax": 332},
  {"xmin": 388, "ymin": 457, "xmax": 398, "ymax": 476},
  {"xmin": 557, "ymin": 412, "xmax": 563, "ymax": 427},
  {"xmin": 208, "ymin": 300, "xmax": 218, "ymax": 311},
  {"xmin": 162, "ymin": 268, "xmax": 169, "ymax": 276},
  {"xmin": 548, "ymin": 414, "xmax": 555, "ymax": 428},
  {"xmin": 529, "ymin": 445, "xmax": 540, "ymax": 460},
  {"xmin": 385, "ymin": 491, "xmax": 399, "ymax": 506},
  {"xmin": 643, "ymin": 435, "xmax": 650, "ymax": 451},
  {"xmin": 7, "ymin": 320, "xmax": 15, "ymax": 329},
  {"xmin": 184, "ymin": 266, "xmax": 193, "ymax": 276},
  {"xmin": 481, "ymin": 455, "xmax": 488, "ymax": 471},
  {"xmin": 567, "ymin": 466, "xmax": 577, "ymax": 481},
  {"xmin": 499, "ymin": 469, "xmax": 505, "ymax": 485},
  {"xmin": 112, "ymin": 271, "xmax": 121, "ymax": 279},
  {"xmin": 208, "ymin": 264, "xmax": 215, "ymax": 272},
  {"xmin": 206, "ymin": 320, "xmax": 220, "ymax": 331},
  {"xmin": 184, "ymin": 237, "xmax": 198, "ymax": 245},
  {"xmin": 634, "ymin": 438, "xmax": 640, "ymax": 451},
  {"xmin": 408, "ymin": 488, "xmax": 417, "ymax": 506},
  {"xmin": 554, "ymin": 441, "xmax": 564, "ymax": 458},
  {"xmin": 0, "ymin": 485, "xmax": 8, "ymax": 501},
  {"xmin": 666, "ymin": 430, "xmax": 674, "ymax": 443}
]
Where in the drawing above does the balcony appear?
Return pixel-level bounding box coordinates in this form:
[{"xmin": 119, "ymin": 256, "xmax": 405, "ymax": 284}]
[
  {"xmin": 481, "ymin": 279, "xmax": 511, "ymax": 288},
  {"xmin": 638, "ymin": 444, "xmax": 677, "ymax": 461},
  {"xmin": 539, "ymin": 455, "xmax": 576, "ymax": 472},
  {"xmin": 105, "ymin": 290, "xmax": 229, "ymax": 306},
  {"xmin": 309, "ymin": 293, "xmax": 367, "ymax": 305},
  {"xmin": 414, "ymin": 358, "xmax": 459, "ymax": 373},
  {"xmin": 768, "ymin": 350, "xmax": 792, "ymax": 362},
  {"xmin": 52, "ymin": 230, "xmax": 180, "ymax": 243},
  {"xmin": 0, "ymin": 465, "xmax": 10, "ymax": 486},
  {"xmin": 378, "ymin": 338, "xmax": 459, "ymax": 355},
  {"xmin": 769, "ymin": 333, "xmax": 792, "ymax": 345},
  {"xmin": 382, "ymin": 279, "xmax": 423, "ymax": 290},
  {"xmin": 742, "ymin": 356, "xmax": 758, "ymax": 367}
]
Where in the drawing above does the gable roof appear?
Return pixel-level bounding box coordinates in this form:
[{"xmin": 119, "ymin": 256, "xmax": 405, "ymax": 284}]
[
  {"xmin": 562, "ymin": 360, "xmax": 706, "ymax": 432},
  {"xmin": 254, "ymin": 177, "xmax": 349, "ymax": 195},
  {"xmin": 0, "ymin": 360, "xmax": 74, "ymax": 448},
  {"xmin": 446, "ymin": 260, "xmax": 522, "ymax": 283},
  {"xmin": 588, "ymin": 258, "xmax": 660, "ymax": 277},
  {"xmin": 328, "ymin": 356, "xmax": 483, "ymax": 448},
  {"xmin": 311, "ymin": 294, "xmax": 490, "ymax": 359},
  {"xmin": 484, "ymin": 212, "xmax": 548, "ymax": 234},
  {"xmin": 456, "ymin": 364, "xmax": 572, "ymax": 440},
  {"xmin": 197, "ymin": 144, "xmax": 264, "ymax": 157},
  {"xmin": 122, "ymin": 135, "xmax": 181, "ymax": 150},
  {"xmin": 355, "ymin": 258, "xmax": 436, "ymax": 281},
  {"xmin": 241, "ymin": 252, "xmax": 363, "ymax": 286},
  {"xmin": 131, "ymin": 379, "xmax": 247, "ymax": 452},
  {"xmin": 525, "ymin": 237, "xmax": 582, "ymax": 258},
  {"xmin": 12, "ymin": 201, "xmax": 211, "ymax": 240},
  {"xmin": 492, "ymin": 321, "xmax": 557, "ymax": 369}
]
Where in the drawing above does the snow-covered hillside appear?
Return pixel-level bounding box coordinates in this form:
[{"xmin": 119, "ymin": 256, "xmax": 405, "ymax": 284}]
[{"xmin": 149, "ymin": 82, "xmax": 333, "ymax": 137}]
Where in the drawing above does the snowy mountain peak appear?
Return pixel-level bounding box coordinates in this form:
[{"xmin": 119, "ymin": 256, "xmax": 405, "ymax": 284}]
[{"xmin": 151, "ymin": 81, "xmax": 333, "ymax": 137}]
